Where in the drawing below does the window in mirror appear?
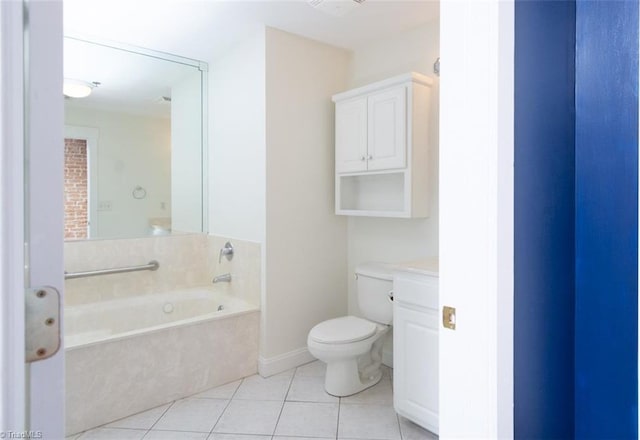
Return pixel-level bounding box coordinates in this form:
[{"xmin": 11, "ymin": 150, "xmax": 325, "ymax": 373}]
[{"xmin": 64, "ymin": 138, "xmax": 88, "ymax": 239}]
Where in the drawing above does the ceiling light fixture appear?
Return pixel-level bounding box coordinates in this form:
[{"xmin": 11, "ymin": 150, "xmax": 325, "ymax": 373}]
[{"xmin": 63, "ymin": 79, "xmax": 98, "ymax": 98}]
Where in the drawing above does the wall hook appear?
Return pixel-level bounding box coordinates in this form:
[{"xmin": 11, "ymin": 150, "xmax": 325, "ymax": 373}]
[{"xmin": 132, "ymin": 185, "xmax": 147, "ymax": 199}]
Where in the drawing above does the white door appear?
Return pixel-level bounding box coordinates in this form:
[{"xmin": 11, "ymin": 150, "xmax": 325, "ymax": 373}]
[
  {"xmin": 0, "ymin": 1, "xmax": 65, "ymax": 438},
  {"xmin": 439, "ymin": 0, "xmax": 514, "ymax": 438},
  {"xmin": 367, "ymin": 86, "xmax": 407, "ymax": 171}
]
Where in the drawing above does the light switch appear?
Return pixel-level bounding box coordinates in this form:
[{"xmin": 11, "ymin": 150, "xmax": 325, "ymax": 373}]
[
  {"xmin": 98, "ymin": 200, "xmax": 112, "ymax": 211},
  {"xmin": 443, "ymin": 306, "xmax": 456, "ymax": 330}
]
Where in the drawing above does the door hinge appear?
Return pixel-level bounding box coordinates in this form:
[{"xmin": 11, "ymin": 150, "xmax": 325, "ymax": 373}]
[{"xmin": 25, "ymin": 286, "xmax": 61, "ymax": 362}]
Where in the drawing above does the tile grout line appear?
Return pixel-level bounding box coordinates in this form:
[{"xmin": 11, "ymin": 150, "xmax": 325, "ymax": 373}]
[
  {"xmin": 142, "ymin": 401, "xmax": 177, "ymax": 438},
  {"xmin": 208, "ymin": 377, "xmax": 246, "ymax": 437},
  {"xmin": 77, "ymin": 402, "xmax": 177, "ymax": 439},
  {"xmin": 396, "ymin": 413, "xmax": 403, "ymax": 440},
  {"xmin": 270, "ymin": 367, "xmax": 297, "ymax": 438},
  {"xmin": 336, "ymin": 396, "xmax": 342, "ymax": 440}
]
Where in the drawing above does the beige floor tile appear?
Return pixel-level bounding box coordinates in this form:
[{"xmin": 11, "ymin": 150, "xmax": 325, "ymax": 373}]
[
  {"xmin": 338, "ymin": 403, "xmax": 401, "ymax": 440},
  {"xmin": 274, "ymin": 401, "xmax": 339, "ymax": 438},
  {"xmin": 153, "ymin": 398, "xmax": 228, "ymax": 433},
  {"xmin": 212, "ymin": 399, "xmax": 283, "ymax": 436}
]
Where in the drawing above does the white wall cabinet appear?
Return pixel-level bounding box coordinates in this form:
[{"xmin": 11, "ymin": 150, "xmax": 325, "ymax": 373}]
[
  {"xmin": 335, "ymin": 97, "xmax": 368, "ymax": 173},
  {"xmin": 393, "ymin": 269, "xmax": 439, "ymax": 435},
  {"xmin": 336, "ymin": 86, "xmax": 406, "ymax": 173},
  {"xmin": 332, "ymin": 72, "xmax": 432, "ymax": 218},
  {"xmin": 367, "ymin": 86, "xmax": 407, "ymax": 171}
]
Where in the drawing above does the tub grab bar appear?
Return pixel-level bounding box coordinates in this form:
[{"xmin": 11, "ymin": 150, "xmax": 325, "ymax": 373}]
[{"xmin": 65, "ymin": 260, "xmax": 159, "ymax": 280}]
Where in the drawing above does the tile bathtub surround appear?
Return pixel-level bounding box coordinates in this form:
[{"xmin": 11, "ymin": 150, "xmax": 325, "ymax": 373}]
[
  {"xmin": 71, "ymin": 361, "xmax": 437, "ymax": 440},
  {"xmin": 64, "ymin": 234, "xmax": 261, "ymax": 306},
  {"xmin": 64, "ymin": 234, "xmax": 210, "ymax": 305}
]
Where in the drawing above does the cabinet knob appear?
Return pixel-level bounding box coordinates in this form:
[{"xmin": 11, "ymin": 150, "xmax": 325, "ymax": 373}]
[
  {"xmin": 368, "ymin": 155, "xmax": 373, "ymax": 160},
  {"xmin": 361, "ymin": 156, "xmax": 366, "ymax": 161}
]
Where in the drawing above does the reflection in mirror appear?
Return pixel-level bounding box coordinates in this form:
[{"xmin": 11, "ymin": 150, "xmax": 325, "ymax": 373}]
[{"xmin": 63, "ymin": 37, "xmax": 207, "ymax": 240}]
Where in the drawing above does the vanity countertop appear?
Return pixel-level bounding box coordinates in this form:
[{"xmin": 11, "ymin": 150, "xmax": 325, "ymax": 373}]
[{"xmin": 396, "ymin": 256, "xmax": 439, "ymax": 277}]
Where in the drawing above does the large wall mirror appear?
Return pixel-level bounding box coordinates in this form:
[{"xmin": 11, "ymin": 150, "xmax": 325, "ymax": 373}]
[{"xmin": 63, "ymin": 36, "xmax": 208, "ymax": 240}]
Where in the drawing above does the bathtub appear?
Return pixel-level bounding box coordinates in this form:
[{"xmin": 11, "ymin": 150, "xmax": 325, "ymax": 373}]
[{"xmin": 65, "ymin": 287, "xmax": 260, "ymax": 435}]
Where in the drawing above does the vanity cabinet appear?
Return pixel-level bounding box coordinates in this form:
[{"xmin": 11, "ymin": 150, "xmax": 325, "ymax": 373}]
[
  {"xmin": 332, "ymin": 72, "xmax": 432, "ymax": 218},
  {"xmin": 393, "ymin": 269, "xmax": 439, "ymax": 434}
]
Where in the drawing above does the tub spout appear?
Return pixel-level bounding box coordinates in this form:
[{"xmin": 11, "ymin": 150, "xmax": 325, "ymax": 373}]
[{"xmin": 212, "ymin": 273, "xmax": 232, "ymax": 283}]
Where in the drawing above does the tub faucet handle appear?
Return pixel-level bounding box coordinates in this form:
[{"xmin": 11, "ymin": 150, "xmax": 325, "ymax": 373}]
[{"xmin": 218, "ymin": 241, "xmax": 234, "ymax": 264}]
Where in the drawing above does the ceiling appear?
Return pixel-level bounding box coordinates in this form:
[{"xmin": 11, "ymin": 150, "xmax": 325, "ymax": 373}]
[
  {"xmin": 64, "ymin": 0, "xmax": 439, "ymax": 60},
  {"xmin": 63, "ymin": 0, "xmax": 439, "ymax": 117}
]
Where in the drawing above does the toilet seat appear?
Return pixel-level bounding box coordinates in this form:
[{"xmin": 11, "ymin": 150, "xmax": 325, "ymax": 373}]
[{"xmin": 309, "ymin": 316, "xmax": 376, "ymax": 344}]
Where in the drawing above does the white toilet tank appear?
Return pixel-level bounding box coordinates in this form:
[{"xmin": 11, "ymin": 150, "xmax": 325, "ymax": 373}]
[{"xmin": 355, "ymin": 262, "xmax": 395, "ymax": 325}]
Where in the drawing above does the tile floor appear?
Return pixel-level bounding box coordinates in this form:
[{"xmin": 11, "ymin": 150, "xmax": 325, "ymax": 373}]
[{"xmin": 67, "ymin": 361, "xmax": 437, "ymax": 440}]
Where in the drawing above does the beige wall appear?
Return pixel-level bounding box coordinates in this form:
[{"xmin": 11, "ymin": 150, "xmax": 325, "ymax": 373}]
[
  {"xmin": 207, "ymin": 22, "xmax": 439, "ymax": 373},
  {"xmin": 209, "ymin": 30, "xmax": 266, "ymax": 243},
  {"xmin": 261, "ymin": 28, "xmax": 351, "ymax": 368},
  {"xmin": 208, "ymin": 28, "xmax": 351, "ymax": 373},
  {"xmin": 347, "ymin": 21, "xmax": 440, "ymax": 317}
]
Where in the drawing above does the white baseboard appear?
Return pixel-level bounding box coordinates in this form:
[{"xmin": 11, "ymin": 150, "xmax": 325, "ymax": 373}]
[{"xmin": 258, "ymin": 347, "xmax": 316, "ymax": 377}]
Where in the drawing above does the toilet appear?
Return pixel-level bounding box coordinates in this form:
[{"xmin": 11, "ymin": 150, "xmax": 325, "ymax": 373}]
[{"xmin": 307, "ymin": 262, "xmax": 394, "ymax": 397}]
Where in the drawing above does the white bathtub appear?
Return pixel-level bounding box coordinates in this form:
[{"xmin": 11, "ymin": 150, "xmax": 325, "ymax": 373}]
[
  {"xmin": 65, "ymin": 288, "xmax": 256, "ymax": 348},
  {"xmin": 65, "ymin": 287, "xmax": 260, "ymax": 435}
]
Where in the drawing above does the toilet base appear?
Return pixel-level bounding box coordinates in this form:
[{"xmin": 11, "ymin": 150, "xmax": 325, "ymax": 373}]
[
  {"xmin": 322, "ymin": 334, "xmax": 386, "ymax": 397},
  {"xmin": 324, "ymin": 359, "xmax": 383, "ymax": 397}
]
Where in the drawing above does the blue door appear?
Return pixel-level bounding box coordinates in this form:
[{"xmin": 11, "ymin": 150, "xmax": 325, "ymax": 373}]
[{"xmin": 515, "ymin": 1, "xmax": 638, "ymax": 437}]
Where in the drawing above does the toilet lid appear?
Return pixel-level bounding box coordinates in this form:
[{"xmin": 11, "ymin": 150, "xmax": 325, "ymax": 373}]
[{"xmin": 309, "ymin": 316, "xmax": 377, "ymax": 344}]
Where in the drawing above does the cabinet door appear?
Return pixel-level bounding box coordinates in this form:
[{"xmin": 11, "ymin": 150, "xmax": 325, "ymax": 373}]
[
  {"xmin": 394, "ymin": 303, "xmax": 439, "ymax": 434},
  {"xmin": 367, "ymin": 86, "xmax": 407, "ymax": 171},
  {"xmin": 335, "ymin": 97, "xmax": 368, "ymax": 173}
]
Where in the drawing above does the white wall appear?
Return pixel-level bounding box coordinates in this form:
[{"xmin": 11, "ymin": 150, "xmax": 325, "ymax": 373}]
[
  {"xmin": 171, "ymin": 70, "xmax": 204, "ymax": 233},
  {"xmin": 209, "ymin": 30, "xmax": 266, "ymax": 243},
  {"xmin": 207, "ymin": 23, "xmax": 438, "ymax": 373},
  {"xmin": 65, "ymin": 106, "xmax": 171, "ymax": 238},
  {"xmin": 261, "ymin": 28, "xmax": 351, "ymax": 370},
  {"xmin": 347, "ymin": 21, "xmax": 440, "ymax": 317}
]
